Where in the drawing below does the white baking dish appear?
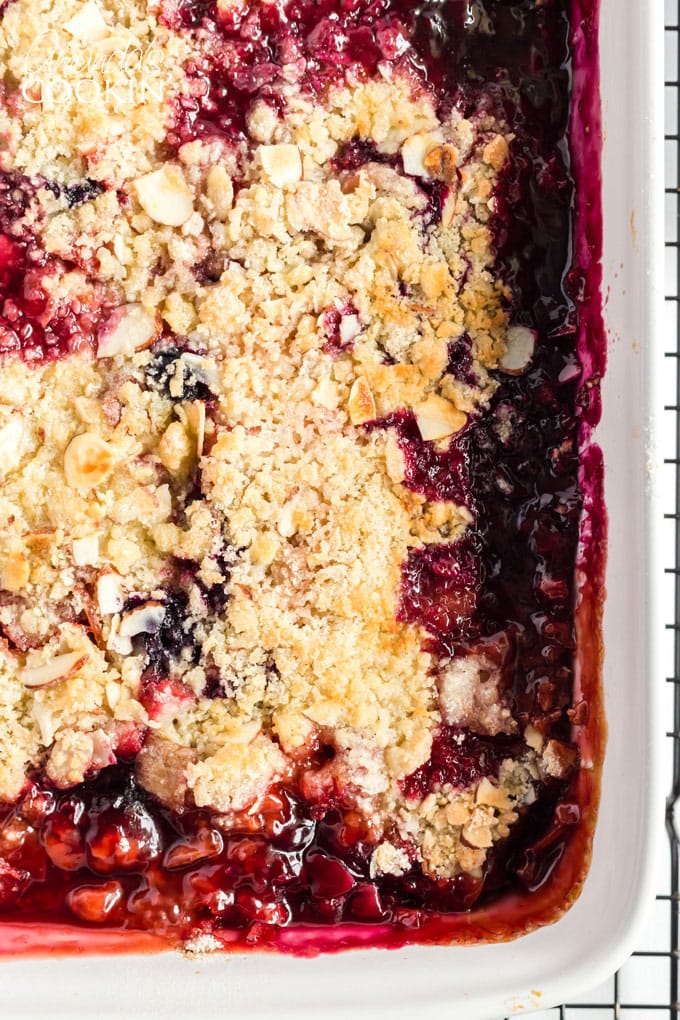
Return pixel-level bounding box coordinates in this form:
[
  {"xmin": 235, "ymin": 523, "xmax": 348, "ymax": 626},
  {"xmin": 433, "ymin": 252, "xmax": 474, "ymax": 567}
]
[{"xmin": 0, "ymin": 0, "xmax": 664, "ymax": 1015}]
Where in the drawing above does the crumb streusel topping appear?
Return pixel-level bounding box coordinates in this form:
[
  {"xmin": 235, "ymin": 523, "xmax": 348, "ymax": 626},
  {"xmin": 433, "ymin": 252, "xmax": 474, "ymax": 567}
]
[{"xmin": 0, "ymin": 0, "xmax": 572, "ymax": 890}]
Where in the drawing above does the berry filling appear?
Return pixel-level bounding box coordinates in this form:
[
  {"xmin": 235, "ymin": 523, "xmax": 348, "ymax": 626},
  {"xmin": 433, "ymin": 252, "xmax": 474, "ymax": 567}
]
[
  {"xmin": 0, "ymin": 172, "xmax": 105, "ymax": 360},
  {"xmin": 0, "ymin": 0, "xmax": 604, "ymax": 953}
]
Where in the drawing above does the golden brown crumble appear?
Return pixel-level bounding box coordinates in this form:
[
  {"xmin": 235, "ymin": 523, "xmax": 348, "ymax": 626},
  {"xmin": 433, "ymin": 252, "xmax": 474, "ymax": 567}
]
[{"xmin": 0, "ymin": 0, "xmax": 538, "ymax": 878}]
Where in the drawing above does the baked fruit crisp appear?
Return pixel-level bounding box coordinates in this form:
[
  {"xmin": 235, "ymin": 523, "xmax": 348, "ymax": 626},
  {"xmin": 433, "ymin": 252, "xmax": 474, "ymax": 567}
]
[{"xmin": 0, "ymin": 0, "xmax": 604, "ymax": 951}]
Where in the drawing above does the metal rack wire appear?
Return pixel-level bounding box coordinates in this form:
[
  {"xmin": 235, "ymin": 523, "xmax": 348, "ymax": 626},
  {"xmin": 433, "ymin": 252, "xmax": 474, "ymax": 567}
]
[{"xmin": 500, "ymin": 5, "xmax": 678, "ymax": 1017}]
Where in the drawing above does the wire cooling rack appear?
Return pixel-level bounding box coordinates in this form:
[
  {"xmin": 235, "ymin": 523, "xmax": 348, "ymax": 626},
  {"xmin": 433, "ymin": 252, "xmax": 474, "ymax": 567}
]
[{"xmin": 500, "ymin": 4, "xmax": 676, "ymax": 1017}]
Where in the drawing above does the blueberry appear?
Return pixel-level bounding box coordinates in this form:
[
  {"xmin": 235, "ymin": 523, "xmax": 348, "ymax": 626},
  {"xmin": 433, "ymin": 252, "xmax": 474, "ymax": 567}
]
[
  {"xmin": 63, "ymin": 179, "xmax": 105, "ymax": 209},
  {"xmin": 146, "ymin": 346, "xmax": 214, "ymax": 403},
  {"xmin": 123, "ymin": 590, "xmax": 200, "ymax": 674}
]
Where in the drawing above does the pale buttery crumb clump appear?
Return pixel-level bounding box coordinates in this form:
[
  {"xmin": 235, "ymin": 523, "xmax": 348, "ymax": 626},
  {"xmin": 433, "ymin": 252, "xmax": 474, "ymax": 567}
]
[{"xmin": 0, "ymin": 0, "xmax": 549, "ymax": 880}]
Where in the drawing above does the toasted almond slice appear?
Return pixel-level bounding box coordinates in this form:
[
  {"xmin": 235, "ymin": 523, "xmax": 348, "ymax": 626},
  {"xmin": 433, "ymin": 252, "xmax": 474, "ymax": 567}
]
[
  {"xmin": 259, "ymin": 144, "xmax": 302, "ymax": 187},
  {"xmin": 64, "ymin": 0, "xmax": 108, "ymax": 41},
  {"xmin": 105, "ymin": 681, "xmax": 121, "ymax": 709},
  {"xmin": 119, "ymin": 601, "xmax": 166, "ymax": 638},
  {"xmin": 0, "ymin": 417, "xmax": 24, "ymax": 477},
  {"xmin": 277, "ymin": 502, "xmax": 297, "ymax": 539},
  {"xmin": 72, "ymin": 535, "xmax": 100, "ymax": 567},
  {"xmin": 97, "ymin": 303, "xmax": 160, "ymax": 359},
  {"xmin": 206, "ymin": 165, "xmax": 234, "ymax": 220},
  {"xmin": 347, "ymin": 378, "xmax": 376, "ymax": 425},
  {"xmin": 311, "ymin": 376, "xmax": 339, "ymax": 410},
  {"xmin": 1, "ymin": 551, "xmax": 29, "ymax": 593},
  {"xmin": 96, "ymin": 571, "xmax": 125, "ymax": 615},
  {"xmin": 401, "ymin": 130, "xmax": 444, "ymax": 178},
  {"xmin": 133, "ymin": 166, "xmax": 194, "ymax": 227},
  {"xmin": 498, "ymin": 326, "xmax": 536, "ymax": 375},
  {"xmin": 64, "ymin": 433, "xmax": 114, "ymax": 491},
  {"xmin": 441, "ymin": 188, "xmax": 457, "ymax": 228},
  {"xmin": 423, "ymin": 143, "xmax": 458, "ymax": 184},
  {"xmin": 384, "ymin": 432, "xmax": 406, "ymax": 484},
  {"xmin": 414, "ymin": 394, "xmax": 467, "ymax": 441},
  {"xmin": 339, "ymin": 313, "xmax": 361, "ymax": 345},
  {"xmin": 106, "ymin": 619, "xmax": 133, "ymax": 657},
  {"xmin": 183, "ymin": 400, "xmax": 206, "ymax": 457},
  {"xmin": 20, "ymin": 652, "xmax": 88, "ymax": 689},
  {"xmin": 180, "ymin": 352, "xmax": 220, "ymax": 390}
]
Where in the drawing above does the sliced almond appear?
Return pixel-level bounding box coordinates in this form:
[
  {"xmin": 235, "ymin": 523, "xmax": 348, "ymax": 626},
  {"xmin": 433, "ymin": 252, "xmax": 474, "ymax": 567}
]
[
  {"xmin": 277, "ymin": 502, "xmax": 297, "ymax": 539},
  {"xmin": 498, "ymin": 326, "xmax": 536, "ymax": 375},
  {"xmin": 423, "ymin": 143, "xmax": 458, "ymax": 184},
  {"xmin": 384, "ymin": 432, "xmax": 406, "ymax": 484},
  {"xmin": 20, "ymin": 652, "xmax": 88, "ymax": 689},
  {"xmin": 106, "ymin": 619, "xmax": 132, "ymax": 657},
  {"xmin": 0, "ymin": 417, "xmax": 24, "ymax": 477},
  {"xmin": 206, "ymin": 165, "xmax": 234, "ymax": 220},
  {"xmin": 64, "ymin": 0, "xmax": 108, "ymax": 41},
  {"xmin": 1, "ymin": 551, "xmax": 29, "ymax": 593},
  {"xmin": 97, "ymin": 303, "xmax": 160, "ymax": 359},
  {"xmin": 441, "ymin": 188, "xmax": 457, "ymax": 229},
  {"xmin": 105, "ymin": 681, "xmax": 121, "ymax": 709},
  {"xmin": 347, "ymin": 378, "xmax": 376, "ymax": 426},
  {"xmin": 183, "ymin": 400, "xmax": 206, "ymax": 457},
  {"xmin": 339, "ymin": 313, "xmax": 361, "ymax": 345},
  {"xmin": 401, "ymin": 130, "xmax": 444, "ymax": 178},
  {"xmin": 72, "ymin": 535, "xmax": 100, "ymax": 567},
  {"xmin": 414, "ymin": 394, "xmax": 467, "ymax": 441},
  {"xmin": 259, "ymin": 144, "xmax": 302, "ymax": 188},
  {"xmin": 311, "ymin": 376, "xmax": 339, "ymax": 410},
  {"xmin": 180, "ymin": 352, "xmax": 220, "ymax": 390},
  {"xmin": 119, "ymin": 601, "xmax": 166, "ymax": 638},
  {"xmin": 133, "ymin": 166, "xmax": 194, "ymax": 227},
  {"xmin": 96, "ymin": 571, "xmax": 125, "ymax": 615},
  {"xmin": 64, "ymin": 433, "xmax": 114, "ymax": 491}
]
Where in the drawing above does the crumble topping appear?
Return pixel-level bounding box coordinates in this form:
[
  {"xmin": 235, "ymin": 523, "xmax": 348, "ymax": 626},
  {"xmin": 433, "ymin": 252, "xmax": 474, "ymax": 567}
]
[
  {"xmin": 0, "ymin": 0, "xmax": 189, "ymax": 184},
  {"xmin": 0, "ymin": 0, "xmax": 574, "ymax": 890}
]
